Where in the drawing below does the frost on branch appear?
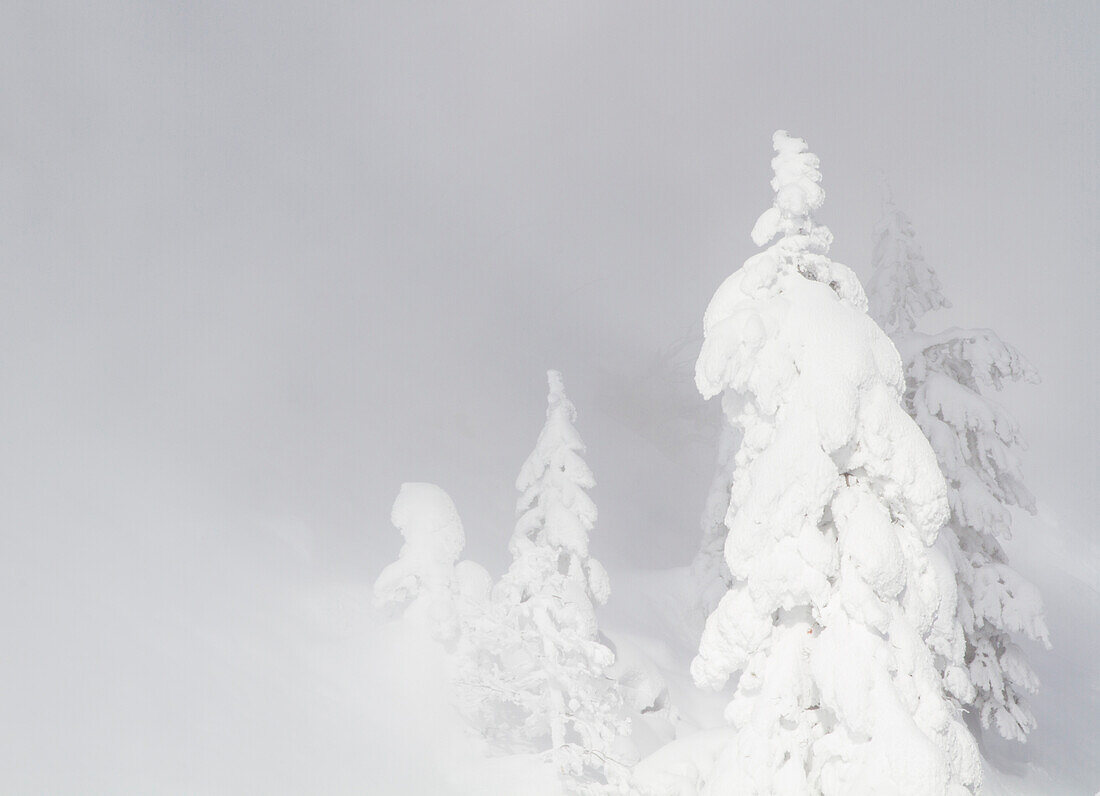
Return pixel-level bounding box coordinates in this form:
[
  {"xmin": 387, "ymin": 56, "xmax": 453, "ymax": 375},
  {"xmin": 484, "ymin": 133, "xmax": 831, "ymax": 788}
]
[
  {"xmin": 690, "ymin": 132, "xmax": 981, "ymax": 794},
  {"xmin": 868, "ymin": 194, "xmax": 1049, "ymax": 743},
  {"xmin": 474, "ymin": 371, "xmax": 629, "ymax": 795}
]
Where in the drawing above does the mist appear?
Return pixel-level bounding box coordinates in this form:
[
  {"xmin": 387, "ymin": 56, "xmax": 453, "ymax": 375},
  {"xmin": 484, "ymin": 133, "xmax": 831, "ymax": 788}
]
[{"xmin": 2, "ymin": 2, "xmax": 1096, "ymax": 792}]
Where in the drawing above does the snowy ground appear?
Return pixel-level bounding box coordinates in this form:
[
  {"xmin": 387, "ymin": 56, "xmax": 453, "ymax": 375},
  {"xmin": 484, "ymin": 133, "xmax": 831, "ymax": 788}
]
[
  {"xmin": 305, "ymin": 503, "xmax": 1100, "ymax": 796},
  {"xmin": 356, "ymin": 506, "xmax": 1100, "ymax": 796},
  {"xmin": 2, "ymin": 437, "xmax": 1094, "ymax": 794}
]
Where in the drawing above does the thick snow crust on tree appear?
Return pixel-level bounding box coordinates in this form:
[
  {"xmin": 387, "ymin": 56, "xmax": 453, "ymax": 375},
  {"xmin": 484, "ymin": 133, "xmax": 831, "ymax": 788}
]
[
  {"xmin": 690, "ymin": 132, "xmax": 981, "ymax": 794},
  {"xmin": 467, "ymin": 370, "xmax": 629, "ymax": 794},
  {"xmin": 689, "ymin": 422, "xmax": 738, "ymax": 625},
  {"xmin": 689, "ymin": 129, "xmax": 862, "ymax": 622},
  {"xmin": 867, "ymin": 197, "xmax": 1050, "ymax": 743},
  {"xmin": 372, "ymin": 482, "xmax": 471, "ymax": 637}
]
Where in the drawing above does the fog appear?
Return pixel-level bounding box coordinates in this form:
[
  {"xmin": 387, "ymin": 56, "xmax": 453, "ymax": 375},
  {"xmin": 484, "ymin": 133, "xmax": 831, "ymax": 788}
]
[{"xmin": 1, "ymin": 2, "xmax": 1096, "ymax": 791}]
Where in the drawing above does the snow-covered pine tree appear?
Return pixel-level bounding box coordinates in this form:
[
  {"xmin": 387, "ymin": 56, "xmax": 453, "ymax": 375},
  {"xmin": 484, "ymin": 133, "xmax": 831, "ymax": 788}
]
[
  {"xmin": 867, "ymin": 190, "xmax": 1050, "ymax": 743},
  {"xmin": 691, "ymin": 131, "xmax": 981, "ymax": 794},
  {"xmin": 866, "ymin": 183, "xmax": 952, "ymax": 336},
  {"xmin": 486, "ymin": 370, "xmax": 629, "ymax": 795}
]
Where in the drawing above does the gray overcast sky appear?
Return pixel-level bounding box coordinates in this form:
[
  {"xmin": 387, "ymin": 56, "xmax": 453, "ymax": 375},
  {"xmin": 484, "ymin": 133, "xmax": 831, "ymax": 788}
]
[
  {"xmin": 2, "ymin": 2, "xmax": 1097, "ymax": 791},
  {"xmin": 2, "ymin": 1, "xmax": 1096, "ymax": 574}
]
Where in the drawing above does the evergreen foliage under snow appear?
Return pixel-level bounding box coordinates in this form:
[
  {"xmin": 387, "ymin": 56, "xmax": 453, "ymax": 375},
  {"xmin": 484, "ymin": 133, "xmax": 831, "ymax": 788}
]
[
  {"xmin": 485, "ymin": 370, "xmax": 629, "ymax": 794},
  {"xmin": 690, "ymin": 131, "xmax": 981, "ymax": 794},
  {"xmin": 867, "ymin": 192, "xmax": 1050, "ymax": 743}
]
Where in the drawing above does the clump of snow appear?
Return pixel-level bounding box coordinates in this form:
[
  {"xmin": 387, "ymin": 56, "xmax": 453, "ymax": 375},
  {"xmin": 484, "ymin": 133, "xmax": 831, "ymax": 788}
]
[{"xmin": 373, "ymin": 482, "xmax": 469, "ymax": 637}]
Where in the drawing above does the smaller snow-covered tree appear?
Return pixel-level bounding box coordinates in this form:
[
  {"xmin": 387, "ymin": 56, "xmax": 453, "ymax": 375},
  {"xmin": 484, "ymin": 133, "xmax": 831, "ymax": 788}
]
[
  {"xmin": 867, "ymin": 191, "xmax": 1050, "ymax": 743},
  {"xmin": 866, "ymin": 184, "xmax": 951, "ymax": 336},
  {"xmin": 374, "ymin": 482, "xmax": 465, "ymax": 633},
  {"xmin": 485, "ymin": 370, "xmax": 629, "ymax": 794},
  {"xmin": 374, "ymin": 482, "xmax": 490, "ymax": 644}
]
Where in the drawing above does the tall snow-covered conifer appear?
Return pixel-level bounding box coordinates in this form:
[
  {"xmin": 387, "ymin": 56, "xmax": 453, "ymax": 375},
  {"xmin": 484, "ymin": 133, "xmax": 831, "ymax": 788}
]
[
  {"xmin": 691, "ymin": 132, "xmax": 981, "ymax": 794},
  {"xmin": 867, "ymin": 191, "xmax": 1050, "ymax": 743},
  {"xmin": 488, "ymin": 371, "xmax": 628, "ymax": 794}
]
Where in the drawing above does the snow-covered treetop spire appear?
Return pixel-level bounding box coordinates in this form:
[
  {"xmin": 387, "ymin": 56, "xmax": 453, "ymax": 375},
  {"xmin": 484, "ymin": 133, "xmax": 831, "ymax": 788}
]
[
  {"xmin": 547, "ymin": 368, "xmax": 567, "ymax": 407},
  {"xmin": 866, "ymin": 183, "xmax": 951, "ymax": 334},
  {"xmin": 738, "ymin": 131, "xmax": 865, "ymax": 310},
  {"xmin": 751, "ymin": 130, "xmax": 832, "ymax": 254}
]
